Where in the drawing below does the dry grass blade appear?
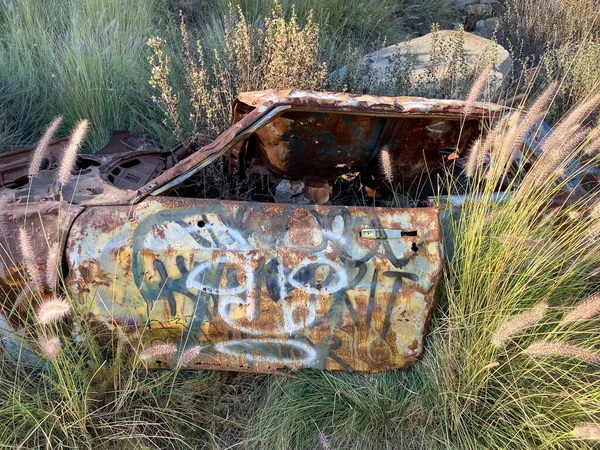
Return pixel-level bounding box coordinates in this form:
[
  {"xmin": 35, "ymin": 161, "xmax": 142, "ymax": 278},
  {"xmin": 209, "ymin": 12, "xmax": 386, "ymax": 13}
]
[
  {"xmin": 56, "ymin": 120, "xmax": 89, "ymax": 186},
  {"xmin": 561, "ymin": 292, "xmax": 600, "ymax": 327},
  {"xmin": 492, "ymin": 301, "xmax": 548, "ymax": 348},
  {"xmin": 36, "ymin": 297, "xmax": 71, "ymax": 326},
  {"xmin": 523, "ymin": 341, "xmax": 600, "ymax": 364},
  {"xmin": 29, "ymin": 116, "xmax": 62, "ymax": 177}
]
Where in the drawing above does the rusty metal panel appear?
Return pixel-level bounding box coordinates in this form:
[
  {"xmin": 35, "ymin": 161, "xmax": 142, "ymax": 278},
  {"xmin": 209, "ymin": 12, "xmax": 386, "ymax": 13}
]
[
  {"xmin": 65, "ymin": 197, "xmax": 443, "ymax": 373},
  {"xmin": 0, "ymin": 201, "xmax": 84, "ymax": 329}
]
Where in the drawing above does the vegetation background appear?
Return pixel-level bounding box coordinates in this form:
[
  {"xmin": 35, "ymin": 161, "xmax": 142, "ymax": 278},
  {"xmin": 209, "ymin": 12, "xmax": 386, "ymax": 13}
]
[{"xmin": 1, "ymin": 0, "xmax": 600, "ymax": 449}]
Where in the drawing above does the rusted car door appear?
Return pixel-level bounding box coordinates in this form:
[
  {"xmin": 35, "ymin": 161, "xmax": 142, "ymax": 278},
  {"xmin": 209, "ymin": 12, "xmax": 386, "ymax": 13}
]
[{"xmin": 66, "ymin": 197, "xmax": 442, "ymax": 372}]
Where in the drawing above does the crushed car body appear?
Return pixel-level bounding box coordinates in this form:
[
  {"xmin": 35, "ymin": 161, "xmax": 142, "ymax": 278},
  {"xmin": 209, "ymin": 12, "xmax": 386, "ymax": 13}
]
[{"xmin": 0, "ymin": 90, "xmax": 518, "ymax": 373}]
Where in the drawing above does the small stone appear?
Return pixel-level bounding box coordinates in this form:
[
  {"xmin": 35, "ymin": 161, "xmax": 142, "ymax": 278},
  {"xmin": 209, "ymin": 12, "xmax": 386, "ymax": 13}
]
[{"xmin": 476, "ymin": 19, "xmax": 485, "ymax": 29}]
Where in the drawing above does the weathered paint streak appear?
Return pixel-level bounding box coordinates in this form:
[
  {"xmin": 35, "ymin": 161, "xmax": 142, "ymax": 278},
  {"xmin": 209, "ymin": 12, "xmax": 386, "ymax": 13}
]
[{"xmin": 65, "ymin": 197, "xmax": 443, "ymax": 372}]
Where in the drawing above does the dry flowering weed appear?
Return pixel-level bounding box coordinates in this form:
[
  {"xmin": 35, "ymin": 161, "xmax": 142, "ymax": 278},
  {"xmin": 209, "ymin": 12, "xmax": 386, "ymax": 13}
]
[{"xmin": 148, "ymin": 0, "xmax": 327, "ymax": 139}]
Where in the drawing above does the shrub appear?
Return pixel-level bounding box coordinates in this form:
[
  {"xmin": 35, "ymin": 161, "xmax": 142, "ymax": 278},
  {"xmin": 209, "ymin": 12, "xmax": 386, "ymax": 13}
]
[{"xmin": 148, "ymin": 0, "xmax": 328, "ymax": 140}]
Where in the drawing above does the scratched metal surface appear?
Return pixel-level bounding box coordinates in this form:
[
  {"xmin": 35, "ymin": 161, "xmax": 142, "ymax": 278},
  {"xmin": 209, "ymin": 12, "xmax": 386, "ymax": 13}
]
[{"xmin": 65, "ymin": 196, "xmax": 443, "ymax": 372}]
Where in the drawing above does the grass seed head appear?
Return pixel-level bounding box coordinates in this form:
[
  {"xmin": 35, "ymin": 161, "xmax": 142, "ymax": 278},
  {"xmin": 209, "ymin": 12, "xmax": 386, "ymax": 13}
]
[
  {"xmin": 38, "ymin": 334, "xmax": 61, "ymax": 361},
  {"xmin": 572, "ymin": 423, "xmax": 600, "ymax": 441},
  {"xmin": 139, "ymin": 342, "xmax": 177, "ymax": 362},
  {"xmin": 464, "ymin": 65, "xmax": 492, "ymax": 115},
  {"xmin": 379, "ymin": 145, "xmax": 394, "ymax": 185},
  {"xmin": 561, "ymin": 292, "xmax": 600, "ymax": 327},
  {"xmin": 57, "ymin": 119, "xmax": 89, "ymax": 186},
  {"xmin": 36, "ymin": 297, "xmax": 71, "ymax": 326},
  {"xmin": 46, "ymin": 242, "xmax": 60, "ymax": 290},
  {"xmin": 18, "ymin": 228, "xmax": 44, "ymax": 289},
  {"xmin": 492, "ymin": 301, "xmax": 548, "ymax": 348},
  {"xmin": 177, "ymin": 345, "xmax": 203, "ymax": 368},
  {"xmin": 523, "ymin": 341, "xmax": 600, "ymax": 364},
  {"xmin": 29, "ymin": 116, "xmax": 62, "ymax": 177}
]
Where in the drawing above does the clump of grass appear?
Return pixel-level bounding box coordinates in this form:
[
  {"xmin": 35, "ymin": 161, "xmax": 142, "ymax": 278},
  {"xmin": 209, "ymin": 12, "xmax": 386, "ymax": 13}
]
[{"xmin": 0, "ymin": 0, "xmax": 165, "ymax": 151}]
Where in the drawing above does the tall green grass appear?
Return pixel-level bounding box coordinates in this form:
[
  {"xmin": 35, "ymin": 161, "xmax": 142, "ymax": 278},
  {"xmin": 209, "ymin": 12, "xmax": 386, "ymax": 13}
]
[{"xmin": 0, "ymin": 0, "xmax": 167, "ymax": 152}]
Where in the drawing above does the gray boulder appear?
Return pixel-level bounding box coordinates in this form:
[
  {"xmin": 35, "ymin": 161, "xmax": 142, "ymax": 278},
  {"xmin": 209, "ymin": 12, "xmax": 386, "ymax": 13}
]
[{"xmin": 331, "ymin": 30, "xmax": 511, "ymax": 90}]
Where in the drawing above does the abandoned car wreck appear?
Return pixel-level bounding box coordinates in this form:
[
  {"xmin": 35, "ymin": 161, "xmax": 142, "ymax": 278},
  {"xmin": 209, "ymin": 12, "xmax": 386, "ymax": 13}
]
[{"xmin": 0, "ymin": 90, "xmax": 519, "ymax": 373}]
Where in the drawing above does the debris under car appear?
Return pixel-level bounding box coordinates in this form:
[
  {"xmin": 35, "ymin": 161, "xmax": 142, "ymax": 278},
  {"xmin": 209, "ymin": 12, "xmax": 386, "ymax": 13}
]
[{"xmin": 0, "ymin": 89, "xmax": 540, "ymax": 373}]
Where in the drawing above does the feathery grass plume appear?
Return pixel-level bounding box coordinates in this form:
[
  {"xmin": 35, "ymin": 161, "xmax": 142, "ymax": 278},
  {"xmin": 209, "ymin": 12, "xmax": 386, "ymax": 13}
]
[
  {"xmin": 36, "ymin": 297, "xmax": 71, "ymax": 326},
  {"xmin": 379, "ymin": 145, "xmax": 394, "ymax": 185},
  {"xmin": 482, "ymin": 361, "xmax": 500, "ymax": 370},
  {"xmin": 18, "ymin": 228, "xmax": 44, "ymax": 289},
  {"xmin": 177, "ymin": 345, "xmax": 203, "ymax": 368},
  {"xmin": 573, "ymin": 423, "xmax": 600, "ymax": 441},
  {"xmin": 492, "ymin": 301, "xmax": 548, "ymax": 348},
  {"xmin": 516, "ymin": 126, "xmax": 590, "ymax": 196},
  {"xmin": 584, "ymin": 132, "xmax": 600, "ymax": 155},
  {"xmin": 561, "ymin": 292, "xmax": 600, "ymax": 327},
  {"xmin": 464, "ymin": 65, "xmax": 492, "ymax": 115},
  {"xmin": 318, "ymin": 434, "xmax": 333, "ymax": 450},
  {"xmin": 28, "ymin": 116, "xmax": 62, "ymax": 177},
  {"xmin": 56, "ymin": 120, "xmax": 89, "ymax": 186},
  {"xmin": 516, "ymin": 91, "xmax": 600, "ymax": 189},
  {"xmin": 534, "ymin": 92, "xmax": 600, "ymax": 157},
  {"xmin": 38, "ymin": 334, "xmax": 61, "ymax": 361},
  {"xmin": 501, "ymin": 83, "xmax": 558, "ymax": 174},
  {"xmin": 523, "ymin": 341, "xmax": 600, "ymax": 364},
  {"xmin": 139, "ymin": 342, "xmax": 178, "ymax": 362},
  {"xmin": 46, "ymin": 242, "xmax": 60, "ymax": 290},
  {"xmin": 464, "ymin": 136, "xmax": 482, "ymax": 178},
  {"xmin": 468, "ymin": 113, "xmax": 511, "ymax": 178},
  {"xmin": 489, "ymin": 112, "xmax": 522, "ymax": 180}
]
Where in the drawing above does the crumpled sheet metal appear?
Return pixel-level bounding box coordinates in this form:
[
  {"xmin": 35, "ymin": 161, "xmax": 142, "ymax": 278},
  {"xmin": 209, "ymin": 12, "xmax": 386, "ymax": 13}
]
[
  {"xmin": 139, "ymin": 90, "xmax": 510, "ymax": 200},
  {"xmin": 65, "ymin": 197, "xmax": 443, "ymax": 372},
  {"xmin": 0, "ymin": 201, "xmax": 84, "ymax": 328}
]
